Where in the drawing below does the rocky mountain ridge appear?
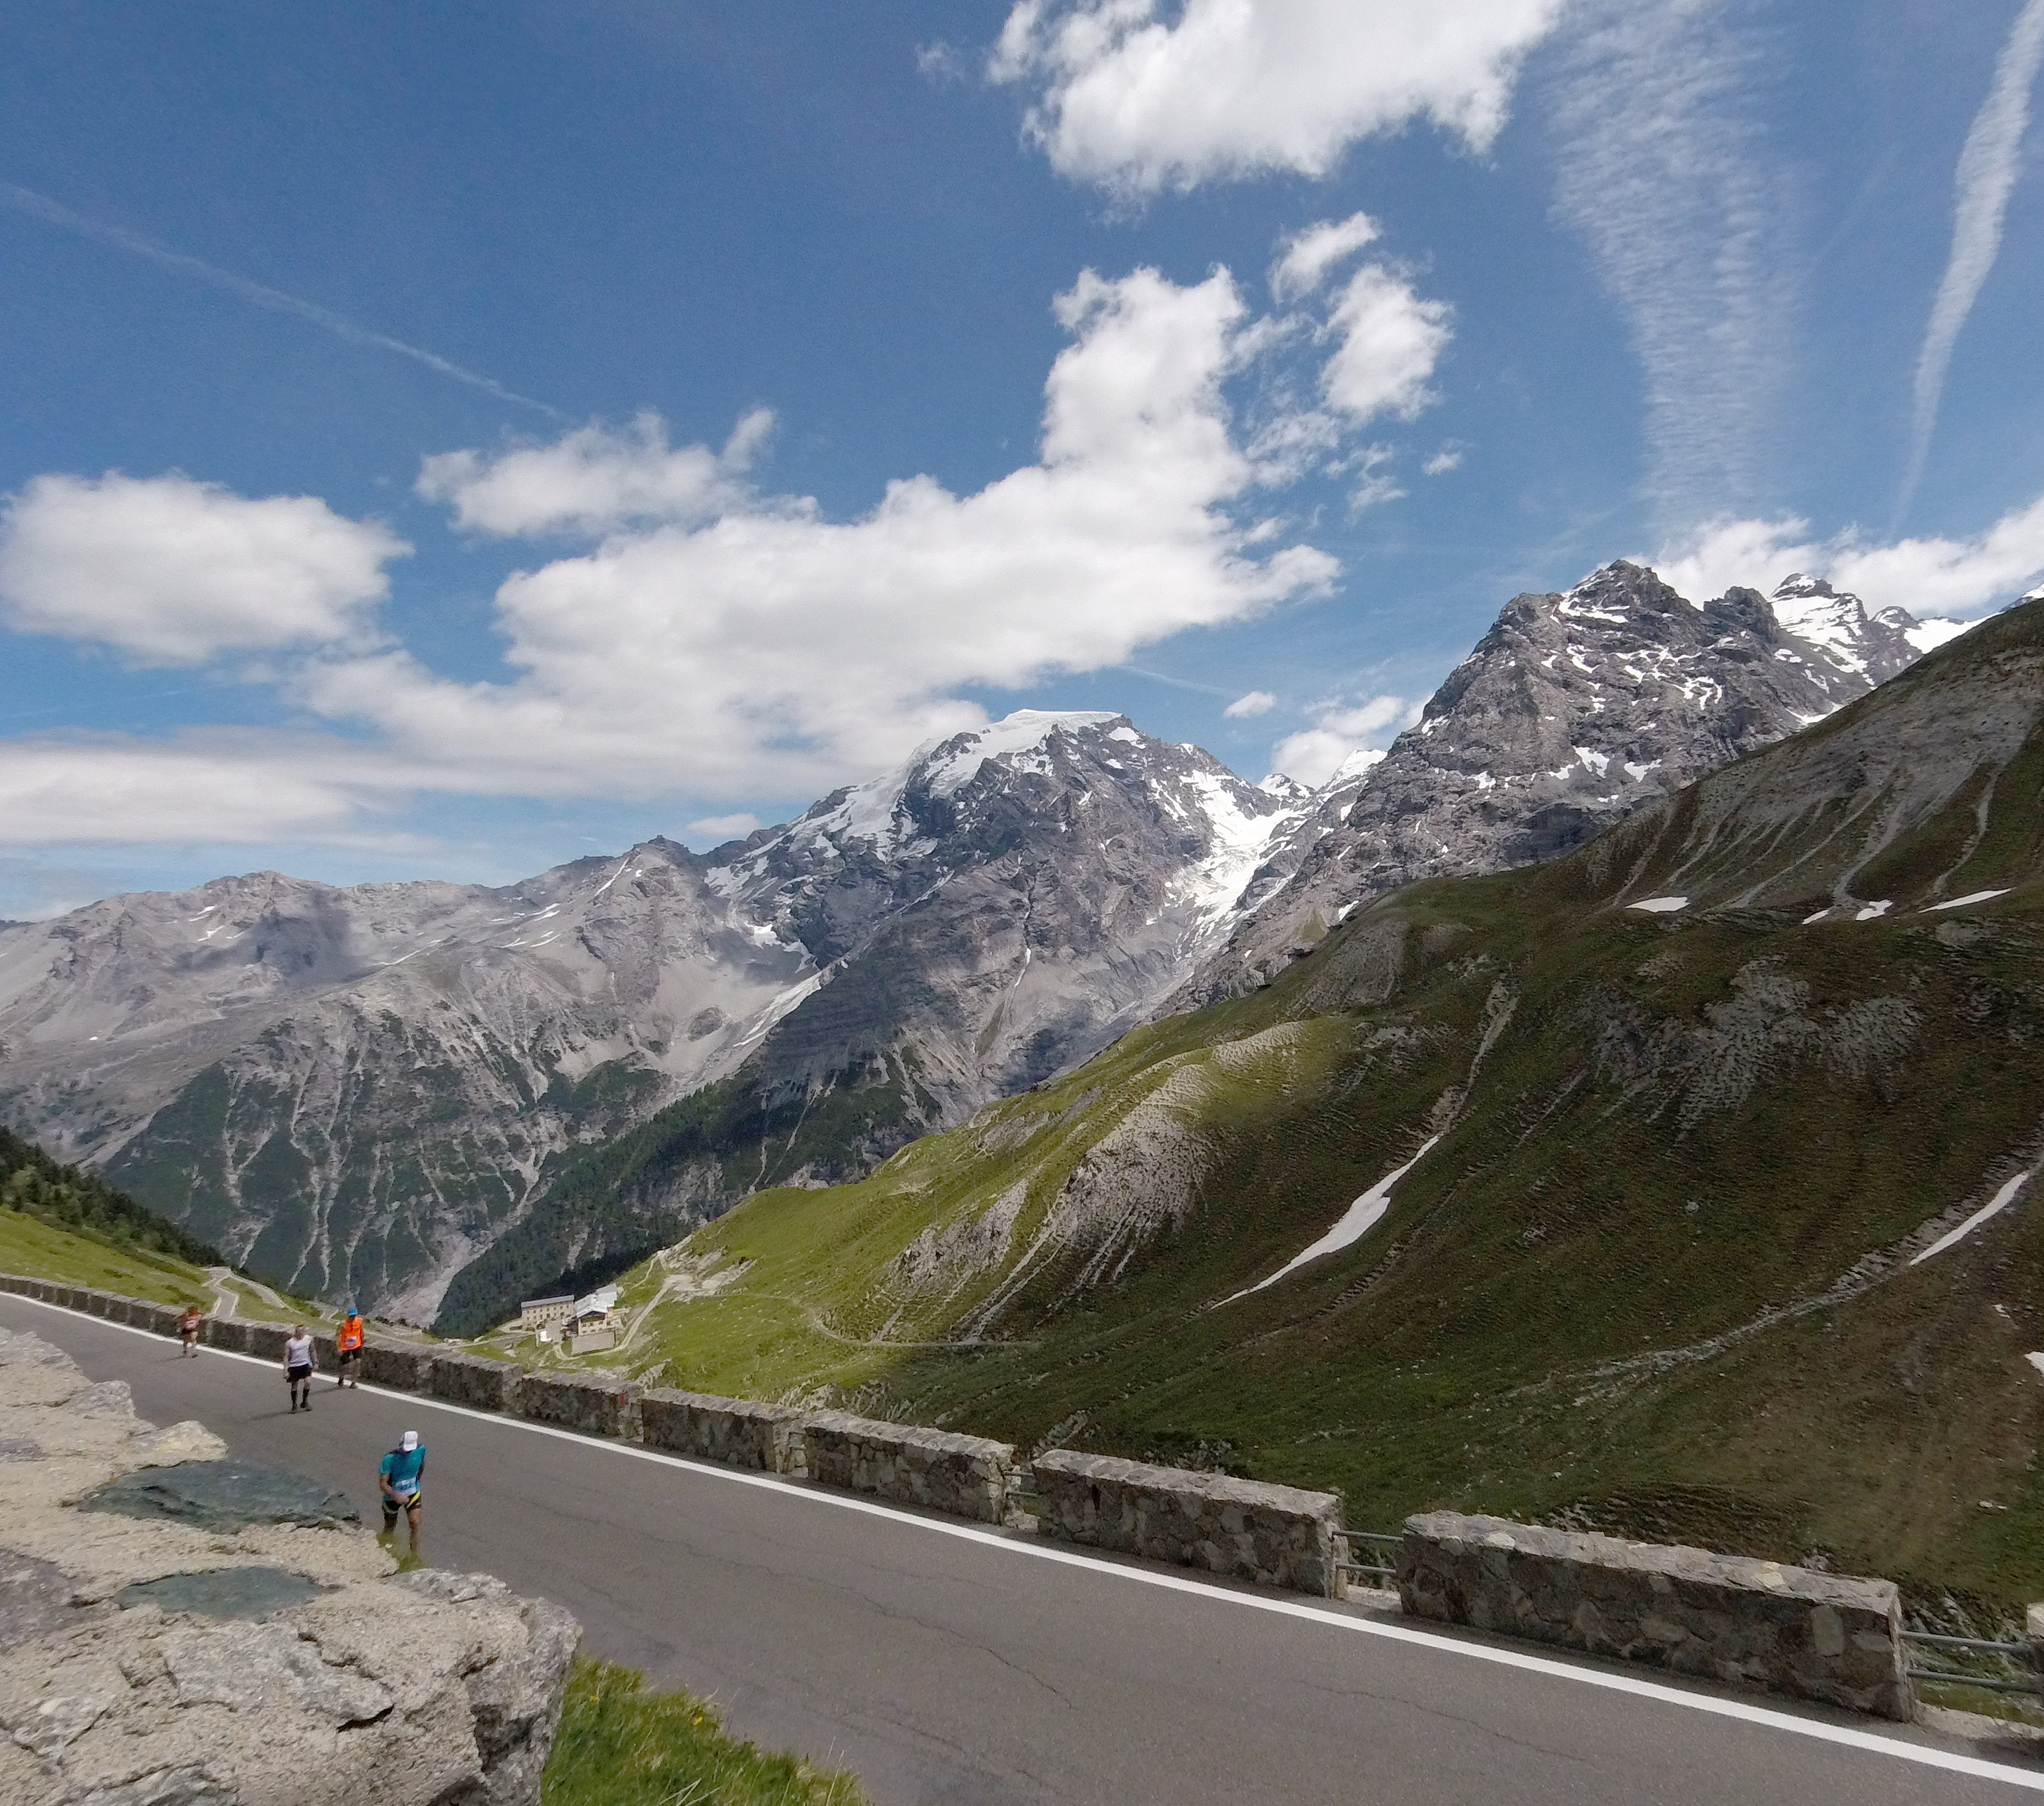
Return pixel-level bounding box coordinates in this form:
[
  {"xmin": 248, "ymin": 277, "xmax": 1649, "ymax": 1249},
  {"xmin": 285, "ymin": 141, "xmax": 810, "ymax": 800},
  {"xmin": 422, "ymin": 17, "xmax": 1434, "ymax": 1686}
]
[
  {"xmin": 1175, "ymin": 562, "xmax": 1942, "ymax": 1003},
  {"xmin": 0, "ymin": 713, "xmax": 1297, "ymax": 1316}
]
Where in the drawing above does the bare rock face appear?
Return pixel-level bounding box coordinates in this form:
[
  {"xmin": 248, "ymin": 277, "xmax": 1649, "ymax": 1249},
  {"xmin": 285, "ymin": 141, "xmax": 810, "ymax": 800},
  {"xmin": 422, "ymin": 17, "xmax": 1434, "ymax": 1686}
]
[
  {"xmin": 1176, "ymin": 562, "xmax": 1936, "ymax": 1003},
  {"xmin": 0, "ymin": 1327, "xmax": 578, "ymax": 1806}
]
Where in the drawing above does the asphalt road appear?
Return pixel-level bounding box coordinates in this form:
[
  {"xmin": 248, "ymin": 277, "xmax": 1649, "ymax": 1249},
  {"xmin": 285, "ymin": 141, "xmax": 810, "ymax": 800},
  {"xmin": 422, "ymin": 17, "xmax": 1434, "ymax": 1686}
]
[{"xmin": 7, "ymin": 1294, "xmax": 2040, "ymax": 1806}]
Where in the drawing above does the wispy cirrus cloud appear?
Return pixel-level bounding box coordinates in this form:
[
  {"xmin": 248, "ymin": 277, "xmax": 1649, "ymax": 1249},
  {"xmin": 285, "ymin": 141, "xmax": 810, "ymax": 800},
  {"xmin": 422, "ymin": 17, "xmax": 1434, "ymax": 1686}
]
[
  {"xmin": 1546, "ymin": 0, "xmax": 1799, "ymax": 527},
  {"xmin": 1899, "ymin": 0, "xmax": 2044, "ymax": 516},
  {"xmin": 0, "ymin": 182, "xmax": 563, "ymax": 418}
]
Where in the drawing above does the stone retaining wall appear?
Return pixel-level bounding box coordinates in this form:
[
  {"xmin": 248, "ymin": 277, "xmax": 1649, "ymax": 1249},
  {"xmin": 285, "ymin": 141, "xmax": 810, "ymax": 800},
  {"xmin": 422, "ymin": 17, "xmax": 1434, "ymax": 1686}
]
[
  {"xmin": 430, "ymin": 1351, "xmax": 525, "ymax": 1411},
  {"xmin": 803, "ymin": 1410, "xmax": 1017, "ymax": 1524},
  {"xmin": 1398, "ymin": 1512, "xmax": 1912, "ymax": 1720},
  {"xmin": 641, "ymin": 1388, "xmax": 800, "ymax": 1472},
  {"xmin": 357, "ymin": 1340, "xmax": 432, "ymax": 1390},
  {"xmin": 246, "ymin": 1323, "xmax": 291, "ymax": 1362},
  {"xmin": 518, "ymin": 1371, "xmax": 642, "ymax": 1440},
  {"xmin": 1031, "ymin": 1450, "xmax": 1342, "ymax": 1595}
]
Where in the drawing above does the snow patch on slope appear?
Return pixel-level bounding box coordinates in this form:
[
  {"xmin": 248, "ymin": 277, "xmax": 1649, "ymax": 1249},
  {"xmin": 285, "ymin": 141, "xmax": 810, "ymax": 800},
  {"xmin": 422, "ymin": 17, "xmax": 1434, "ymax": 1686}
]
[
  {"xmin": 1223, "ymin": 1135, "xmax": 1441, "ymax": 1303},
  {"xmin": 1911, "ymin": 1169, "xmax": 2034, "ymax": 1266}
]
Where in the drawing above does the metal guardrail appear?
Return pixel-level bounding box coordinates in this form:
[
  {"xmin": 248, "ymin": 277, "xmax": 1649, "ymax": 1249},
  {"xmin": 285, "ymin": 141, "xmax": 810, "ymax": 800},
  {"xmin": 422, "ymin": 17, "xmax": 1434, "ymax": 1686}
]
[
  {"xmin": 1334, "ymin": 1529, "xmax": 1400, "ymax": 1585},
  {"xmin": 1902, "ymin": 1630, "xmax": 2042, "ymax": 1696}
]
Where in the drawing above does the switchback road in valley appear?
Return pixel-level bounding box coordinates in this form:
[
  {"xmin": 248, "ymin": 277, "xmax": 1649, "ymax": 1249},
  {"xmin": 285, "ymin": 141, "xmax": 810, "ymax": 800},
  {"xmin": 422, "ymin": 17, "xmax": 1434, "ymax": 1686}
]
[{"xmin": 6, "ymin": 1295, "xmax": 2040, "ymax": 1806}]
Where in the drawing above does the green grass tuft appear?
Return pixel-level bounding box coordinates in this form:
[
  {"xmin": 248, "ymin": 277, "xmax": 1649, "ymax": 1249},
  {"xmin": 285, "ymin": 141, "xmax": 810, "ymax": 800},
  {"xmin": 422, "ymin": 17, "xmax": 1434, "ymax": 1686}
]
[{"xmin": 542, "ymin": 1657, "xmax": 869, "ymax": 1806}]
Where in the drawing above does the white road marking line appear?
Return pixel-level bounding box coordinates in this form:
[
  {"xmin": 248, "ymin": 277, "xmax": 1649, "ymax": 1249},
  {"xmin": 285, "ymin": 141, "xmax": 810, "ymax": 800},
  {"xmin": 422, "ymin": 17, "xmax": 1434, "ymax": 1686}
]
[{"xmin": 9, "ymin": 1292, "xmax": 2042, "ymax": 1793}]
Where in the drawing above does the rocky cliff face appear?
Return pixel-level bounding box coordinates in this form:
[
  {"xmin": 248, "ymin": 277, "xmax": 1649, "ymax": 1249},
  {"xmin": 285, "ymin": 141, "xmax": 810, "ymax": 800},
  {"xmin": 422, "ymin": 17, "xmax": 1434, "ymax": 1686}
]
[
  {"xmin": 0, "ymin": 1325, "xmax": 578, "ymax": 1806},
  {"xmin": 1175, "ymin": 563, "xmax": 1937, "ymax": 1003},
  {"xmin": 0, "ymin": 714, "xmax": 1295, "ymax": 1319}
]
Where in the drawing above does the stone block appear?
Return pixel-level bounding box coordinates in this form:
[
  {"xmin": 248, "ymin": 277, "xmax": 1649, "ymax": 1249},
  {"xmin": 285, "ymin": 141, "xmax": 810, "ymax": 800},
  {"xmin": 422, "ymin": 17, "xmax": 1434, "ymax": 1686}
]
[
  {"xmin": 207, "ymin": 1318, "xmax": 252, "ymax": 1353},
  {"xmin": 141, "ymin": 1304, "xmax": 184, "ymax": 1337},
  {"xmin": 1031, "ymin": 1450, "xmax": 1342, "ymax": 1595},
  {"xmin": 639, "ymin": 1388, "xmax": 803, "ymax": 1472},
  {"xmin": 84, "ymin": 1289, "xmax": 114, "ymax": 1317},
  {"xmin": 431, "ymin": 1351, "xmax": 526, "ymax": 1413},
  {"xmin": 518, "ymin": 1371, "xmax": 642, "ymax": 1440},
  {"xmin": 2029, "ymin": 1603, "xmax": 2043, "ymax": 1673},
  {"xmin": 801, "ymin": 1409, "xmax": 1019, "ymax": 1523},
  {"xmin": 358, "ymin": 1339, "xmax": 433, "ymax": 1391},
  {"xmin": 311, "ymin": 1331, "xmax": 339, "ymax": 1366},
  {"xmin": 1396, "ymin": 1512, "xmax": 1911, "ymax": 1720}
]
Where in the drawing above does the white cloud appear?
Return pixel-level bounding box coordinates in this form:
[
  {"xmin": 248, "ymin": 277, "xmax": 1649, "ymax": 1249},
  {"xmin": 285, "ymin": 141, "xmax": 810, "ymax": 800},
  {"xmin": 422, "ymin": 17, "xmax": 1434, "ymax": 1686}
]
[
  {"xmin": 1902, "ymin": 0, "xmax": 2044, "ymax": 512},
  {"xmin": 0, "ymin": 473, "xmax": 408, "ymax": 665},
  {"xmin": 1225, "ymin": 689, "xmax": 1277, "ymax": 718},
  {"xmin": 1344, "ymin": 444, "xmax": 1406, "ymax": 513},
  {"xmin": 1270, "ymin": 213, "xmax": 1379, "ymax": 300},
  {"xmin": 1423, "ymin": 446, "xmax": 1464, "ymax": 475},
  {"xmin": 1548, "ymin": 0, "xmax": 1798, "ymax": 522},
  {"xmin": 0, "ymin": 735, "xmax": 408, "ymax": 845},
  {"xmin": 418, "ymin": 409, "xmax": 773, "ymax": 537},
  {"xmin": 1320, "ymin": 265, "xmax": 1450, "ymax": 424},
  {"xmin": 686, "ymin": 812, "xmax": 764, "ymax": 840},
  {"xmin": 1653, "ymin": 494, "xmax": 2044, "ymax": 619},
  {"xmin": 1270, "ymin": 692, "xmax": 1410, "ymax": 786},
  {"xmin": 990, "ymin": 0, "xmax": 1567, "ymax": 194},
  {"xmin": 292, "ymin": 265, "xmax": 1338, "ymax": 803}
]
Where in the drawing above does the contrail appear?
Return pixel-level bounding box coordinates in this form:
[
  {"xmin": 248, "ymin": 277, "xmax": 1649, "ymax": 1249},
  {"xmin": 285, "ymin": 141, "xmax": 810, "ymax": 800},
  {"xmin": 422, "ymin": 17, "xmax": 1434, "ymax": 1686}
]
[
  {"xmin": 1, "ymin": 182, "xmax": 565, "ymax": 420},
  {"xmin": 1900, "ymin": 0, "xmax": 2044, "ymax": 516}
]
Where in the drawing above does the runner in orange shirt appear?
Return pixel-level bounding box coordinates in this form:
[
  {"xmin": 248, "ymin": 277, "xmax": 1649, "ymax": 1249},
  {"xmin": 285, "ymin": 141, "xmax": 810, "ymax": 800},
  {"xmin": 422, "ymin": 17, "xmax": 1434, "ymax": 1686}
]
[{"xmin": 335, "ymin": 1306, "xmax": 366, "ymax": 1389}]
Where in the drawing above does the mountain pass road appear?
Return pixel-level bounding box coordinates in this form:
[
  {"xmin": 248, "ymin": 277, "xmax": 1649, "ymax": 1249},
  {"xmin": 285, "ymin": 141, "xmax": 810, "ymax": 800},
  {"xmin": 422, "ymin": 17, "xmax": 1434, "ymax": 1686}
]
[{"xmin": 5, "ymin": 1296, "xmax": 2039, "ymax": 1806}]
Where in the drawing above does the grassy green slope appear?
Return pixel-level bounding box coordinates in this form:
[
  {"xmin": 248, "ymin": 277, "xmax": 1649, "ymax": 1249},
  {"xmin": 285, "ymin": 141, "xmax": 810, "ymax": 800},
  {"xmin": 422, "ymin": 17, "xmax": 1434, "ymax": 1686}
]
[
  {"xmin": 603, "ymin": 601, "xmax": 2044, "ymax": 1609},
  {"xmin": 0, "ymin": 1205, "xmax": 215, "ymax": 1306},
  {"xmin": 1, "ymin": 1124, "xmax": 222, "ymax": 1267}
]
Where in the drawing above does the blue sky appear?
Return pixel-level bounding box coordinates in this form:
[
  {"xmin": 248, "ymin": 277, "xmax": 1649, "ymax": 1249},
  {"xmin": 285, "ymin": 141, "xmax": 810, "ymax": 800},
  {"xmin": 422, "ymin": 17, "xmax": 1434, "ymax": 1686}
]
[{"xmin": 2, "ymin": 0, "xmax": 2043, "ymax": 914}]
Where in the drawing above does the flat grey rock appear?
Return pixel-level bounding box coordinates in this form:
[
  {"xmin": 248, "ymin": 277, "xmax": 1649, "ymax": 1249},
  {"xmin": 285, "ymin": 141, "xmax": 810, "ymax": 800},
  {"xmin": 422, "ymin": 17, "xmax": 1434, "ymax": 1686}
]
[
  {"xmin": 116, "ymin": 1566, "xmax": 331, "ymax": 1621},
  {"xmin": 82, "ymin": 1459, "xmax": 359, "ymax": 1533}
]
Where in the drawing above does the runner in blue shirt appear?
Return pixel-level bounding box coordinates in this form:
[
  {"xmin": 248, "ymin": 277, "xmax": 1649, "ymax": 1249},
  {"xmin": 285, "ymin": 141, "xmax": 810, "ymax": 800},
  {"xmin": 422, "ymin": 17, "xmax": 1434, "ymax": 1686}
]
[{"xmin": 378, "ymin": 1430, "xmax": 426, "ymax": 1558}]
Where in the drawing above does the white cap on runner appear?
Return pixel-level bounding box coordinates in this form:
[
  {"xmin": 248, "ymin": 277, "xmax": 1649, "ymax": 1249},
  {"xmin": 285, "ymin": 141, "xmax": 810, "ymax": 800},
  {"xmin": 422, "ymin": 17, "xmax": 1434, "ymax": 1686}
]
[{"xmin": 400, "ymin": 1430, "xmax": 420, "ymax": 1451}]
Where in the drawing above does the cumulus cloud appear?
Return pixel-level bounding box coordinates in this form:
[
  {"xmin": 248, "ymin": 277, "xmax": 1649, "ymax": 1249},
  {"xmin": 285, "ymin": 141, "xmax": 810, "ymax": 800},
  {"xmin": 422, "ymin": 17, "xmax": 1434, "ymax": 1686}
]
[
  {"xmin": 1224, "ymin": 689, "xmax": 1277, "ymax": 718},
  {"xmin": 1423, "ymin": 446, "xmax": 1464, "ymax": 475},
  {"xmin": 3, "ymin": 243, "xmax": 1457, "ymax": 846},
  {"xmin": 1270, "ymin": 213, "xmax": 1380, "ymax": 301},
  {"xmin": 1901, "ymin": 0, "xmax": 2044, "ymax": 512},
  {"xmin": 289, "ymin": 265, "xmax": 1338, "ymax": 803},
  {"xmin": 418, "ymin": 409, "xmax": 774, "ymax": 537},
  {"xmin": 0, "ymin": 473, "xmax": 408, "ymax": 665},
  {"xmin": 1320, "ymin": 265, "xmax": 1451, "ymax": 423},
  {"xmin": 1653, "ymin": 494, "xmax": 2044, "ymax": 619},
  {"xmin": 990, "ymin": 0, "xmax": 1567, "ymax": 194},
  {"xmin": 1270, "ymin": 692, "xmax": 1410, "ymax": 787}
]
